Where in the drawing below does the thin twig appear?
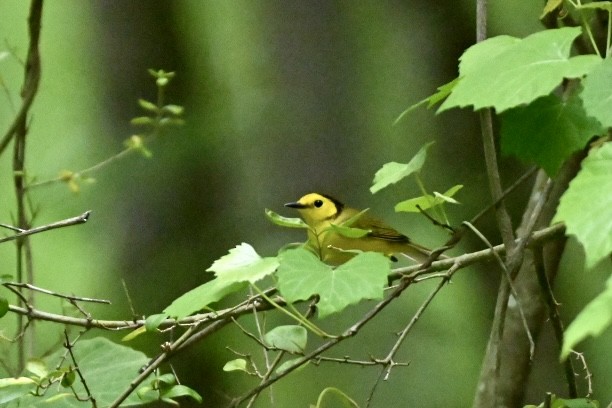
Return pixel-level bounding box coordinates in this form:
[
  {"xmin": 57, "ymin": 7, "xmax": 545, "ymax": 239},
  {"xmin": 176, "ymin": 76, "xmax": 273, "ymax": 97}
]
[
  {"xmin": 469, "ymin": 166, "xmax": 538, "ymax": 226},
  {"xmin": 3, "ymin": 282, "xmax": 110, "ymax": 304},
  {"xmin": 121, "ymin": 279, "xmax": 139, "ymax": 319},
  {"xmin": 0, "ymin": 211, "xmax": 91, "ymax": 244},
  {"xmin": 108, "ymin": 317, "xmax": 230, "ymax": 408},
  {"xmin": 313, "ymin": 356, "xmax": 408, "ymax": 367},
  {"xmin": 462, "ymin": 222, "xmax": 535, "ymax": 359},
  {"xmin": 366, "ymin": 262, "xmax": 460, "ymax": 407},
  {"xmin": 229, "ymin": 266, "xmax": 438, "ymax": 407},
  {"xmin": 26, "ymin": 147, "xmax": 136, "ymax": 190},
  {"xmin": 0, "ymin": 0, "xmax": 42, "ymax": 157}
]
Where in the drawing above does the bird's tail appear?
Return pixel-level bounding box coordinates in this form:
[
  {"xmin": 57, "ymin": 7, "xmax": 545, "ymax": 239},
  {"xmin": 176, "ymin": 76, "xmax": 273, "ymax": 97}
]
[{"xmin": 400, "ymin": 242, "xmax": 447, "ymax": 264}]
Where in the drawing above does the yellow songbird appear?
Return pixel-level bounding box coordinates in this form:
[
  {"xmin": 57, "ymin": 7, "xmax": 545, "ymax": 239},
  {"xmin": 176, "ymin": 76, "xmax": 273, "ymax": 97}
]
[{"xmin": 285, "ymin": 193, "xmax": 434, "ymax": 265}]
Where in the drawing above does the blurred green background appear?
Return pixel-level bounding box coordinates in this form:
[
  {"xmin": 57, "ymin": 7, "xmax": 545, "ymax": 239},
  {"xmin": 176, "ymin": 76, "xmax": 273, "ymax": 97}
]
[{"xmin": 0, "ymin": 1, "xmax": 609, "ymax": 407}]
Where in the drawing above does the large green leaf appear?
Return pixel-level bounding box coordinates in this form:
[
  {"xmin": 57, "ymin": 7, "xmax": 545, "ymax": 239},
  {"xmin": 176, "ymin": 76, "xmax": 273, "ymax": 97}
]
[
  {"xmin": 370, "ymin": 142, "xmax": 434, "ymax": 194},
  {"xmin": 0, "ymin": 377, "xmax": 36, "ymax": 405},
  {"xmin": 163, "ymin": 276, "xmax": 246, "ymax": 318},
  {"xmin": 276, "ymin": 248, "xmax": 390, "ymax": 318},
  {"xmin": 207, "ymin": 243, "xmax": 279, "ymax": 283},
  {"xmin": 561, "ymin": 275, "xmax": 612, "ymax": 359},
  {"xmin": 164, "ymin": 244, "xmax": 277, "ymax": 318},
  {"xmin": 457, "ymin": 35, "xmax": 520, "ymax": 76},
  {"xmin": 501, "ymin": 94, "xmax": 603, "ymax": 176},
  {"xmin": 263, "ymin": 325, "xmax": 308, "ymax": 354},
  {"xmin": 1, "ymin": 338, "xmax": 151, "ymax": 407},
  {"xmin": 553, "ymin": 142, "xmax": 612, "ymax": 268},
  {"xmin": 439, "ymin": 27, "xmax": 601, "ymax": 113},
  {"xmin": 581, "ymin": 57, "xmax": 612, "ymax": 127}
]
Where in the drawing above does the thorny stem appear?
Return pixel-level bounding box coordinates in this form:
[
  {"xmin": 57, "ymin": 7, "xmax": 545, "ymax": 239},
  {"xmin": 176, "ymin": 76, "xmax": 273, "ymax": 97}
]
[
  {"xmin": 533, "ymin": 247, "xmax": 578, "ymax": 398},
  {"xmin": 64, "ymin": 331, "xmax": 97, "ymax": 407}
]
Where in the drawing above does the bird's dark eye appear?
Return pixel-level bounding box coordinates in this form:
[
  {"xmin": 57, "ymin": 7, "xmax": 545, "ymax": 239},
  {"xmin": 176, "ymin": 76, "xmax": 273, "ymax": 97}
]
[{"xmin": 314, "ymin": 200, "xmax": 323, "ymax": 208}]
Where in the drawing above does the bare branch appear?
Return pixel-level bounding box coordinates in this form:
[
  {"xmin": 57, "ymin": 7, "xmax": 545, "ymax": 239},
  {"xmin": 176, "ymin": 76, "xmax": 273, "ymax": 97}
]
[
  {"xmin": 3, "ymin": 282, "xmax": 109, "ymax": 305},
  {"xmin": 366, "ymin": 262, "xmax": 460, "ymax": 406},
  {"xmin": 0, "ymin": 211, "xmax": 91, "ymax": 244}
]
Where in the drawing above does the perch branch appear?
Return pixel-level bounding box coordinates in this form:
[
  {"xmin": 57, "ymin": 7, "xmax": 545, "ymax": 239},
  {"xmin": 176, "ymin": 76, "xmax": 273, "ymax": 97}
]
[{"xmin": 4, "ymin": 223, "xmax": 566, "ymax": 332}]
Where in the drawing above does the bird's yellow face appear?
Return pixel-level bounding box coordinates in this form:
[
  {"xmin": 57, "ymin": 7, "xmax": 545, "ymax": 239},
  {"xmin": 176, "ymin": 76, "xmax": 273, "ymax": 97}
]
[{"xmin": 284, "ymin": 193, "xmax": 342, "ymax": 228}]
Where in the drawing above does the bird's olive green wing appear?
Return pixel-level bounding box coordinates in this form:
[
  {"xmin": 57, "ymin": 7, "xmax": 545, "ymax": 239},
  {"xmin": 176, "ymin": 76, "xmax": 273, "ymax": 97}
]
[{"xmin": 352, "ymin": 213, "xmax": 410, "ymax": 242}]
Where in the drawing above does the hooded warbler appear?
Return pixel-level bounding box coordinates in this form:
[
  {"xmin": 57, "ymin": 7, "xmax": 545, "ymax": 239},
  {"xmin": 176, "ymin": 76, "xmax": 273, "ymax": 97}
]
[{"xmin": 285, "ymin": 193, "xmax": 434, "ymax": 265}]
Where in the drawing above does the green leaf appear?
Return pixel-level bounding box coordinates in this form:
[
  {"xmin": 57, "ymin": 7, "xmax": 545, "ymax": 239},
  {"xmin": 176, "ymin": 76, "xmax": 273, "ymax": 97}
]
[
  {"xmin": 160, "ymin": 384, "xmax": 203, "ymax": 404},
  {"xmin": 393, "ymin": 78, "xmax": 459, "ymax": 125},
  {"xmin": 138, "ymin": 98, "xmax": 159, "ymax": 113},
  {"xmin": 156, "ymin": 77, "xmax": 169, "ymax": 87},
  {"xmin": 263, "ymin": 325, "xmax": 308, "ymax": 353},
  {"xmin": 11, "ymin": 338, "xmax": 151, "ymax": 407},
  {"xmin": 161, "ymin": 104, "xmax": 184, "ymax": 116},
  {"xmin": 0, "ymin": 296, "xmax": 8, "ymax": 318},
  {"xmin": 130, "ymin": 116, "xmax": 154, "ymax": 126},
  {"xmin": 370, "ymin": 142, "xmax": 434, "ymax": 194},
  {"xmin": 395, "ymin": 195, "xmax": 436, "ymax": 213},
  {"xmin": 328, "ymin": 208, "xmax": 371, "ymax": 238},
  {"xmin": 315, "ymin": 387, "xmax": 360, "ymax": 408},
  {"xmin": 330, "ymin": 224, "xmax": 370, "ymax": 238},
  {"xmin": 458, "ymin": 35, "xmax": 520, "ymax": 76},
  {"xmin": 122, "ymin": 326, "xmax": 146, "ymax": 342},
  {"xmin": 136, "ymin": 385, "xmax": 158, "ymax": 403},
  {"xmin": 206, "ymin": 243, "xmax": 279, "ymax": 283},
  {"xmin": 163, "ymin": 277, "xmax": 246, "ymax": 318},
  {"xmin": 276, "ymin": 248, "xmax": 390, "ymax": 318},
  {"xmin": 223, "ymin": 359, "xmax": 248, "ymax": 372},
  {"xmin": 160, "ymin": 118, "xmax": 185, "ymax": 127},
  {"xmin": 553, "ymin": 143, "xmax": 612, "ymax": 268},
  {"xmin": 25, "ymin": 359, "xmax": 48, "ymax": 378},
  {"xmin": 501, "ymin": 94, "xmax": 603, "ymax": 176},
  {"xmin": 0, "ymin": 377, "xmax": 36, "ymax": 405},
  {"xmin": 265, "ymin": 208, "xmax": 308, "ymax": 229},
  {"xmin": 155, "ymin": 373, "xmax": 177, "ymax": 385},
  {"xmin": 540, "ymin": 0, "xmax": 564, "ymax": 18},
  {"xmin": 434, "ymin": 184, "xmax": 463, "ymax": 204},
  {"xmin": 144, "ymin": 313, "xmax": 167, "ymax": 332},
  {"xmin": 60, "ymin": 371, "xmax": 76, "ymax": 388},
  {"xmin": 395, "ymin": 185, "xmax": 463, "ymax": 212},
  {"xmin": 561, "ymin": 275, "xmax": 612, "ymax": 359},
  {"xmin": 581, "ymin": 57, "xmax": 612, "ymax": 127},
  {"xmin": 124, "ymin": 135, "xmax": 153, "ymax": 158},
  {"xmin": 439, "ymin": 27, "xmax": 601, "ymax": 113}
]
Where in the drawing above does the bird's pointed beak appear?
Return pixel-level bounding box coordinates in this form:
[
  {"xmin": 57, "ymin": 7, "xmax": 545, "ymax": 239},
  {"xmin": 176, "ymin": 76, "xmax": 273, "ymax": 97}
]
[{"xmin": 285, "ymin": 201, "xmax": 307, "ymax": 209}]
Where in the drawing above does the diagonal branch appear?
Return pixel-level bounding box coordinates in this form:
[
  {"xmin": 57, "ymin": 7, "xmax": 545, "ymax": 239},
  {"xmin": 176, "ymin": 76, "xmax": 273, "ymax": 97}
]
[{"xmin": 0, "ymin": 211, "xmax": 91, "ymax": 244}]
